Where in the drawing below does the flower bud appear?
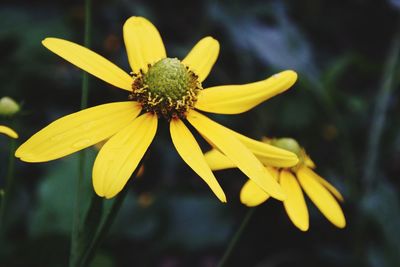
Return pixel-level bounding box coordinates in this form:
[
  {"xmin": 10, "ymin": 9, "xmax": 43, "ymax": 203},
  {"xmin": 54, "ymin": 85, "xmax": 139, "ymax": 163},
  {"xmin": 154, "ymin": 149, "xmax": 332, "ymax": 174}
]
[{"xmin": 0, "ymin": 97, "xmax": 20, "ymax": 116}]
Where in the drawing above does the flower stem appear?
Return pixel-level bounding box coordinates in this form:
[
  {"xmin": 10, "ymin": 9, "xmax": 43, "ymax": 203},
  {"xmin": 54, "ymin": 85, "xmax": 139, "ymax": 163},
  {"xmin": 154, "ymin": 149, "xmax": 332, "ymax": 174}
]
[
  {"xmin": 0, "ymin": 139, "xmax": 16, "ymax": 237},
  {"xmin": 69, "ymin": 0, "xmax": 92, "ymax": 266},
  {"xmin": 217, "ymin": 208, "xmax": 256, "ymax": 267},
  {"xmin": 80, "ymin": 187, "xmax": 129, "ymax": 266},
  {"xmin": 363, "ymin": 20, "xmax": 400, "ymax": 192}
]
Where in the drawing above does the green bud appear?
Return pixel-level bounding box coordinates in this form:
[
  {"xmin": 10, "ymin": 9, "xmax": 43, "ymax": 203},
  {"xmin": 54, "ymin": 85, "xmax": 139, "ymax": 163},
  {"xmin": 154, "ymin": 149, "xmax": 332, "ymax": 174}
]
[
  {"xmin": 0, "ymin": 97, "xmax": 20, "ymax": 116},
  {"xmin": 270, "ymin": 138, "xmax": 302, "ymax": 157}
]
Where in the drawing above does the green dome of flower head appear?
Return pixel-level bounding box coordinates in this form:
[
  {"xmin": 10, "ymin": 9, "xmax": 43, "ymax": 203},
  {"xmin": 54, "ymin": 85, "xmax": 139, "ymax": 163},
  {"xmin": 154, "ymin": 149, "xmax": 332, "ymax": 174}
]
[
  {"xmin": 131, "ymin": 57, "xmax": 201, "ymax": 119},
  {"xmin": 144, "ymin": 58, "xmax": 191, "ymax": 100}
]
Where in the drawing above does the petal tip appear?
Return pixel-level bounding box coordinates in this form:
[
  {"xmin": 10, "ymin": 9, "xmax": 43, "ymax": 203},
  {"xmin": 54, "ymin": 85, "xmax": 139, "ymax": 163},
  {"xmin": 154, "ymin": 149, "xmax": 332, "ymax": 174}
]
[
  {"xmin": 298, "ymin": 224, "xmax": 309, "ymax": 231},
  {"xmin": 42, "ymin": 37, "xmax": 57, "ymax": 47},
  {"xmin": 124, "ymin": 16, "xmax": 153, "ymax": 29},
  {"xmin": 335, "ymin": 217, "xmax": 346, "ymax": 228}
]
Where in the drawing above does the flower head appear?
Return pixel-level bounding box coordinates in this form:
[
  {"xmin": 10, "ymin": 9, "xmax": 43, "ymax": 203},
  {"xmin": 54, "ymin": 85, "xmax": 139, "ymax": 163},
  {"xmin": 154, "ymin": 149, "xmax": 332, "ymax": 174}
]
[
  {"xmin": 16, "ymin": 17, "xmax": 298, "ymax": 201},
  {"xmin": 205, "ymin": 137, "xmax": 346, "ymax": 230}
]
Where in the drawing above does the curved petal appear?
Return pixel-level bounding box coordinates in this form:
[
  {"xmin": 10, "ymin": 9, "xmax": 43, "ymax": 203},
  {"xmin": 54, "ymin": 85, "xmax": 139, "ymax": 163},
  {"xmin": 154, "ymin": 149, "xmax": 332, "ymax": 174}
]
[
  {"xmin": 204, "ymin": 149, "xmax": 236, "ymax": 171},
  {"xmin": 123, "ymin": 16, "xmax": 166, "ymax": 73},
  {"xmin": 187, "ymin": 110, "xmax": 284, "ymax": 200},
  {"xmin": 314, "ymin": 174, "xmax": 344, "ymax": 202},
  {"xmin": 280, "ymin": 170, "xmax": 309, "ymax": 231},
  {"xmin": 0, "ymin": 125, "xmax": 18, "ymax": 139},
  {"xmin": 304, "ymin": 154, "xmax": 316, "ymax": 168},
  {"xmin": 202, "ymin": 124, "xmax": 298, "ymax": 168},
  {"xmin": 93, "ymin": 113, "xmax": 158, "ymax": 198},
  {"xmin": 224, "ymin": 128, "xmax": 298, "ymax": 168},
  {"xmin": 195, "ymin": 70, "xmax": 297, "ymax": 114},
  {"xmin": 182, "ymin": 37, "xmax": 219, "ymax": 82},
  {"xmin": 240, "ymin": 179, "xmax": 270, "ymax": 207},
  {"xmin": 42, "ymin": 38, "xmax": 133, "ymax": 91},
  {"xmin": 170, "ymin": 119, "xmax": 226, "ymax": 202},
  {"xmin": 240, "ymin": 167, "xmax": 279, "ymax": 207},
  {"xmin": 15, "ymin": 102, "xmax": 141, "ymax": 162},
  {"xmin": 297, "ymin": 167, "xmax": 346, "ymax": 228}
]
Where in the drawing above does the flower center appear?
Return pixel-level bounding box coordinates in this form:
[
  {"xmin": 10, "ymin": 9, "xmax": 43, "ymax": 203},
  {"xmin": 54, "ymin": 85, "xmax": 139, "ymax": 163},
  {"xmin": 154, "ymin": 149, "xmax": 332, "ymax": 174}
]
[
  {"xmin": 269, "ymin": 138, "xmax": 305, "ymax": 171},
  {"xmin": 130, "ymin": 57, "xmax": 201, "ymax": 119}
]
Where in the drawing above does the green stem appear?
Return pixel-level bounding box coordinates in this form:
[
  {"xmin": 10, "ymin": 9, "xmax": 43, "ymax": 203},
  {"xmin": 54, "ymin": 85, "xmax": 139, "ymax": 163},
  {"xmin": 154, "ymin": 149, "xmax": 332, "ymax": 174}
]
[
  {"xmin": 217, "ymin": 208, "xmax": 256, "ymax": 267},
  {"xmin": 363, "ymin": 20, "xmax": 400, "ymax": 192},
  {"xmin": 80, "ymin": 187, "xmax": 129, "ymax": 266},
  {"xmin": 0, "ymin": 139, "xmax": 16, "ymax": 236},
  {"xmin": 69, "ymin": 0, "xmax": 92, "ymax": 266}
]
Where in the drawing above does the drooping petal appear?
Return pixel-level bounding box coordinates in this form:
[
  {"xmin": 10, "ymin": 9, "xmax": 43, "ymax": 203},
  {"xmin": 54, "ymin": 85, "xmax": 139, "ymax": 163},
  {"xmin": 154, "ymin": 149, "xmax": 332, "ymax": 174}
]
[
  {"xmin": 313, "ymin": 173, "xmax": 344, "ymax": 202},
  {"xmin": 15, "ymin": 102, "xmax": 141, "ymax": 162},
  {"xmin": 240, "ymin": 167, "xmax": 279, "ymax": 206},
  {"xmin": 195, "ymin": 70, "xmax": 297, "ymax": 114},
  {"xmin": 206, "ymin": 125, "xmax": 298, "ymax": 168},
  {"xmin": 0, "ymin": 125, "xmax": 18, "ymax": 139},
  {"xmin": 170, "ymin": 119, "xmax": 226, "ymax": 202},
  {"xmin": 123, "ymin": 16, "xmax": 166, "ymax": 74},
  {"xmin": 240, "ymin": 179, "xmax": 270, "ymax": 207},
  {"xmin": 42, "ymin": 38, "xmax": 133, "ymax": 91},
  {"xmin": 187, "ymin": 110, "xmax": 284, "ymax": 200},
  {"xmin": 229, "ymin": 129, "xmax": 298, "ymax": 168},
  {"xmin": 204, "ymin": 149, "xmax": 236, "ymax": 171},
  {"xmin": 93, "ymin": 113, "xmax": 158, "ymax": 199},
  {"xmin": 297, "ymin": 167, "xmax": 346, "ymax": 228},
  {"xmin": 304, "ymin": 154, "xmax": 316, "ymax": 168},
  {"xmin": 182, "ymin": 37, "xmax": 220, "ymax": 82},
  {"xmin": 280, "ymin": 170, "xmax": 309, "ymax": 231}
]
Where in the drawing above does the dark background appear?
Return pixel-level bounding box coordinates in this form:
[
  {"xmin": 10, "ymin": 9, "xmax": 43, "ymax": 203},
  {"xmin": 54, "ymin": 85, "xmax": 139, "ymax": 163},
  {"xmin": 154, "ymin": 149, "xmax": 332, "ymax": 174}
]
[{"xmin": 1, "ymin": 0, "xmax": 400, "ymax": 266}]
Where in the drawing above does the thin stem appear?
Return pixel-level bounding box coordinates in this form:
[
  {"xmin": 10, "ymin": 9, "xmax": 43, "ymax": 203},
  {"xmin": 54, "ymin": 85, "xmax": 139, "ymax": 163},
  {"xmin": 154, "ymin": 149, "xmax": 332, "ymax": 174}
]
[
  {"xmin": 0, "ymin": 139, "xmax": 16, "ymax": 236},
  {"xmin": 363, "ymin": 20, "xmax": 400, "ymax": 192},
  {"xmin": 69, "ymin": 0, "xmax": 92, "ymax": 266},
  {"xmin": 80, "ymin": 161, "xmax": 145, "ymax": 266},
  {"xmin": 217, "ymin": 208, "xmax": 256, "ymax": 267},
  {"xmin": 80, "ymin": 187, "xmax": 129, "ymax": 266}
]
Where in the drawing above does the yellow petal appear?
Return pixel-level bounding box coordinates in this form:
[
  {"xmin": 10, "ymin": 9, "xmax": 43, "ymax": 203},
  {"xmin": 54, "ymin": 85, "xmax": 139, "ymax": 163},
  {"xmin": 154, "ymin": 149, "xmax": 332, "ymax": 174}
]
[
  {"xmin": 240, "ymin": 167, "xmax": 279, "ymax": 207},
  {"xmin": 182, "ymin": 37, "xmax": 219, "ymax": 82},
  {"xmin": 313, "ymin": 174, "xmax": 344, "ymax": 202},
  {"xmin": 280, "ymin": 170, "xmax": 309, "ymax": 231},
  {"xmin": 304, "ymin": 154, "xmax": 316, "ymax": 168},
  {"xmin": 216, "ymin": 126, "xmax": 298, "ymax": 168},
  {"xmin": 0, "ymin": 125, "xmax": 18, "ymax": 139},
  {"xmin": 187, "ymin": 110, "xmax": 284, "ymax": 200},
  {"xmin": 297, "ymin": 167, "xmax": 346, "ymax": 228},
  {"xmin": 15, "ymin": 102, "xmax": 141, "ymax": 162},
  {"xmin": 123, "ymin": 16, "xmax": 166, "ymax": 74},
  {"xmin": 195, "ymin": 70, "xmax": 297, "ymax": 114},
  {"xmin": 93, "ymin": 113, "xmax": 158, "ymax": 198},
  {"xmin": 170, "ymin": 119, "xmax": 226, "ymax": 202},
  {"xmin": 240, "ymin": 179, "xmax": 270, "ymax": 207},
  {"xmin": 42, "ymin": 38, "xmax": 133, "ymax": 91},
  {"xmin": 204, "ymin": 149, "xmax": 236, "ymax": 171}
]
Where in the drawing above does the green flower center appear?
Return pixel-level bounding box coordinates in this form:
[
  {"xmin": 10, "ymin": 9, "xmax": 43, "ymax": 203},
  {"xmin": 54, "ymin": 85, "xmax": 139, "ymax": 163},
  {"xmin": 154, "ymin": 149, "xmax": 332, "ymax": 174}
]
[
  {"xmin": 269, "ymin": 138, "xmax": 305, "ymax": 171},
  {"xmin": 130, "ymin": 57, "xmax": 201, "ymax": 119},
  {"xmin": 270, "ymin": 138, "xmax": 302, "ymax": 156}
]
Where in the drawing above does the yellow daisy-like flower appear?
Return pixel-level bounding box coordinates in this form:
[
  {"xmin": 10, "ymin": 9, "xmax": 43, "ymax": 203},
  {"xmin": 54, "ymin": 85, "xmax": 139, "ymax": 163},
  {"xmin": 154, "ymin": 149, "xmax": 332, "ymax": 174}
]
[
  {"xmin": 15, "ymin": 17, "xmax": 299, "ymax": 202},
  {"xmin": 205, "ymin": 138, "xmax": 346, "ymax": 230},
  {"xmin": 0, "ymin": 125, "xmax": 18, "ymax": 139}
]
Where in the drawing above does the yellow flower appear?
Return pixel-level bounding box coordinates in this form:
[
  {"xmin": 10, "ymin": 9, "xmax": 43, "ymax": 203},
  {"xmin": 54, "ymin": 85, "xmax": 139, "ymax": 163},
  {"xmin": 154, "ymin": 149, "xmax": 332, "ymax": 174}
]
[
  {"xmin": 205, "ymin": 138, "xmax": 346, "ymax": 230},
  {"xmin": 15, "ymin": 17, "xmax": 298, "ymax": 201},
  {"xmin": 0, "ymin": 125, "xmax": 18, "ymax": 139}
]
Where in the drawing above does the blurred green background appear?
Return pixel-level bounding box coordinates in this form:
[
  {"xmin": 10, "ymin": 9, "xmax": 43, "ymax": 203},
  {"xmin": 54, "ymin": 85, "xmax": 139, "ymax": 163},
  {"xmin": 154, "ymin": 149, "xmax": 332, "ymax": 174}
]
[{"xmin": 1, "ymin": 0, "xmax": 400, "ymax": 266}]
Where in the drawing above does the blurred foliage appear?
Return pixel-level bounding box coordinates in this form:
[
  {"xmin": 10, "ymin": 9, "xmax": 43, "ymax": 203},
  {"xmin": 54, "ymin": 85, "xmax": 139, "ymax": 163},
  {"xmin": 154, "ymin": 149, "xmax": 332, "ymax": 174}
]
[{"xmin": 1, "ymin": 0, "xmax": 400, "ymax": 266}]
